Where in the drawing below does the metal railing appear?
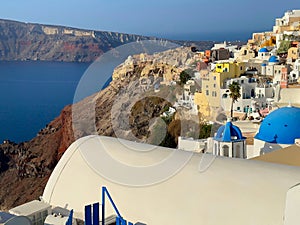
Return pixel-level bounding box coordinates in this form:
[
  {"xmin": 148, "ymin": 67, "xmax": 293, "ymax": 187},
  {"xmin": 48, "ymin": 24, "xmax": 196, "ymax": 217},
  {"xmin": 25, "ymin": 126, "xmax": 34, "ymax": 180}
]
[{"xmin": 85, "ymin": 186, "xmax": 142, "ymax": 225}]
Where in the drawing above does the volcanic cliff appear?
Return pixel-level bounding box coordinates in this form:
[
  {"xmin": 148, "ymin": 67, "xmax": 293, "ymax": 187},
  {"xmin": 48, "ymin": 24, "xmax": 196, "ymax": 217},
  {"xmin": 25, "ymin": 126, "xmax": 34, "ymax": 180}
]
[
  {"xmin": 0, "ymin": 19, "xmax": 216, "ymax": 62},
  {"xmin": 0, "ymin": 19, "xmax": 159, "ymax": 62}
]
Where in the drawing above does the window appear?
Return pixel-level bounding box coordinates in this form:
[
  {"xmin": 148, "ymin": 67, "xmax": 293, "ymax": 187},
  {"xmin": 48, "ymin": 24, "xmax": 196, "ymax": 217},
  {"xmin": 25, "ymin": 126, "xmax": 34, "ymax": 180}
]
[
  {"xmin": 240, "ymin": 66, "xmax": 243, "ymax": 70},
  {"xmin": 222, "ymin": 94, "xmax": 228, "ymax": 98},
  {"xmin": 237, "ymin": 107, "xmax": 241, "ymax": 111},
  {"xmin": 223, "ymin": 145, "xmax": 229, "ymax": 157},
  {"xmin": 206, "ymin": 90, "xmax": 209, "ymax": 96},
  {"xmin": 213, "ymin": 84, "xmax": 216, "ymax": 88},
  {"xmin": 213, "ymin": 76, "xmax": 216, "ymax": 80},
  {"xmin": 241, "ymin": 80, "xmax": 244, "ymax": 84}
]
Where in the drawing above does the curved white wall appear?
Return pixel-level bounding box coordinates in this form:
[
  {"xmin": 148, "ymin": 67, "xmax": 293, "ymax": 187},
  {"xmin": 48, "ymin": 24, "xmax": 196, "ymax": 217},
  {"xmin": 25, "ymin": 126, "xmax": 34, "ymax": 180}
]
[{"xmin": 43, "ymin": 135, "xmax": 300, "ymax": 225}]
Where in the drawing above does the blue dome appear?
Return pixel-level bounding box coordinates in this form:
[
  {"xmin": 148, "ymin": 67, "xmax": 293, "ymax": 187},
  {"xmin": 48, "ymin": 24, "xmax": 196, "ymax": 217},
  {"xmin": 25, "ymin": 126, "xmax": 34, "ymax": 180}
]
[
  {"xmin": 214, "ymin": 121, "xmax": 246, "ymax": 142},
  {"xmin": 268, "ymin": 55, "xmax": 279, "ymax": 63},
  {"xmin": 255, "ymin": 107, "xmax": 300, "ymax": 144},
  {"xmin": 259, "ymin": 47, "xmax": 269, "ymax": 53}
]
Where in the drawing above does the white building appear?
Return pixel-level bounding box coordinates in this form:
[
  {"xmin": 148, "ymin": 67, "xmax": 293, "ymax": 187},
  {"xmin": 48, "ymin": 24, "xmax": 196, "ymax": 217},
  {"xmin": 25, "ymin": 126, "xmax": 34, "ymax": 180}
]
[
  {"xmin": 213, "ymin": 120, "xmax": 247, "ymax": 158},
  {"xmin": 177, "ymin": 136, "xmax": 206, "ymax": 153},
  {"xmin": 255, "ymin": 83, "xmax": 274, "ymax": 99},
  {"xmin": 41, "ymin": 135, "xmax": 300, "ymax": 225},
  {"xmin": 9, "ymin": 200, "xmax": 51, "ymax": 225},
  {"xmin": 220, "ymin": 77, "xmax": 256, "ymax": 113},
  {"xmin": 265, "ymin": 56, "xmax": 280, "ymax": 75},
  {"xmin": 8, "ymin": 200, "xmax": 75, "ymax": 225},
  {"xmin": 175, "ymin": 80, "xmax": 198, "ymax": 114},
  {"xmin": 289, "ymin": 58, "xmax": 300, "ymax": 83},
  {"xmin": 273, "ymin": 10, "xmax": 300, "ymax": 49},
  {"xmin": 273, "ymin": 10, "xmax": 300, "ymax": 31},
  {"xmin": 220, "ymin": 77, "xmax": 272, "ymax": 114},
  {"xmin": 211, "ymin": 41, "xmax": 238, "ymax": 52},
  {"xmin": 257, "ymin": 47, "xmax": 271, "ymax": 60}
]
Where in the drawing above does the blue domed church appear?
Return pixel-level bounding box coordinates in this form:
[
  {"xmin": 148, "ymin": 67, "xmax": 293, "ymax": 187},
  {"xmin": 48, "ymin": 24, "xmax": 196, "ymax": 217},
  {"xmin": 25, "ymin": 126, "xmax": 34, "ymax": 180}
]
[
  {"xmin": 258, "ymin": 47, "xmax": 271, "ymax": 60},
  {"xmin": 254, "ymin": 106, "xmax": 300, "ymax": 154},
  {"xmin": 213, "ymin": 120, "xmax": 247, "ymax": 158}
]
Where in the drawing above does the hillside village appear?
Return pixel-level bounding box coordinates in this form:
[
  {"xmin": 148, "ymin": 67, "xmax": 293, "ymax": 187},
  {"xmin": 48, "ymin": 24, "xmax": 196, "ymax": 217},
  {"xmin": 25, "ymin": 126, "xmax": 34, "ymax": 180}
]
[
  {"xmin": 111, "ymin": 9, "xmax": 300, "ymax": 160},
  {"xmin": 115, "ymin": 10, "xmax": 300, "ymax": 117}
]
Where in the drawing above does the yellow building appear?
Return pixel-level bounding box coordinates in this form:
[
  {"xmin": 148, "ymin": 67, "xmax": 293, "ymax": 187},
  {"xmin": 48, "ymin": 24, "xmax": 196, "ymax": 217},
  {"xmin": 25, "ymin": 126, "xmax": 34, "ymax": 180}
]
[
  {"xmin": 194, "ymin": 92, "xmax": 210, "ymax": 119},
  {"xmin": 215, "ymin": 61, "xmax": 245, "ymax": 75},
  {"xmin": 198, "ymin": 61, "xmax": 246, "ymax": 118}
]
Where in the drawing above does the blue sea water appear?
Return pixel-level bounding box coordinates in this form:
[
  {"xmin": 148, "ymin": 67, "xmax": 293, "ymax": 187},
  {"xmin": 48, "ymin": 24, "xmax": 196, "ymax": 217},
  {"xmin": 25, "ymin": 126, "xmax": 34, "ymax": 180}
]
[{"xmin": 0, "ymin": 61, "xmax": 90, "ymax": 143}]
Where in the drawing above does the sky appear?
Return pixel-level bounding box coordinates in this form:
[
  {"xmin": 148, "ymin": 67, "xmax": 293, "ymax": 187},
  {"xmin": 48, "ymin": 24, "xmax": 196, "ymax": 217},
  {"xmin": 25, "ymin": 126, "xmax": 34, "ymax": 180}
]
[{"xmin": 0, "ymin": 0, "xmax": 299, "ymax": 41}]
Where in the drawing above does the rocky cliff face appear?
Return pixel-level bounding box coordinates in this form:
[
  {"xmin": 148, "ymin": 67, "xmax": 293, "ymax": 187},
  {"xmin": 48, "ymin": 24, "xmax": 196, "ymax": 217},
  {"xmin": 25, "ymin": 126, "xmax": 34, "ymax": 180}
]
[
  {"xmin": 0, "ymin": 19, "xmax": 219, "ymax": 62},
  {"xmin": 0, "ymin": 17, "xmax": 250, "ymax": 65},
  {"xmin": 0, "ymin": 19, "xmax": 158, "ymax": 62}
]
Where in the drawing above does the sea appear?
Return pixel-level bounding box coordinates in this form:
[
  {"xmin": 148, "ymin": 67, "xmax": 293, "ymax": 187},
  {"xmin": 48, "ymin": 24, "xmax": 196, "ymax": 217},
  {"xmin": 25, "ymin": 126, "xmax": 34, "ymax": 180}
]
[{"xmin": 0, "ymin": 61, "xmax": 92, "ymax": 143}]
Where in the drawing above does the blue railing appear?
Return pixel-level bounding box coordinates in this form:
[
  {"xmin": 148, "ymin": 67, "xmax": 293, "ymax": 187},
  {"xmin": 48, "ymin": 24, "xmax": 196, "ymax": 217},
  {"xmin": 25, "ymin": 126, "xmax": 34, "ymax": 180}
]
[
  {"xmin": 102, "ymin": 186, "xmax": 122, "ymax": 225},
  {"xmin": 85, "ymin": 203, "xmax": 100, "ymax": 225},
  {"xmin": 65, "ymin": 209, "xmax": 73, "ymax": 225},
  {"xmin": 84, "ymin": 186, "xmax": 137, "ymax": 225},
  {"xmin": 116, "ymin": 217, "xmax": 134, "ymax": 225}
]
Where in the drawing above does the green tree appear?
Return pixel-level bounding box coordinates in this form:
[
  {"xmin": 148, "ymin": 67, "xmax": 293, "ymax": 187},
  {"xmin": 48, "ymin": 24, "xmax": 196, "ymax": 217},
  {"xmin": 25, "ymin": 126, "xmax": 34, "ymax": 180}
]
[
  {"xmin": 277, "ymin": 40, "xmax": 291, "ymax": 54},
  {"xmin": 179, "ymin": 70, "xmax": 191, "ymax": 85},
  {"xmin": 199, "ymin": 123, "xmax": 212, "ymax": 139},
  {"xmin": 228, "ymin": 81, "xmax": 241, "ymax": 118}
]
